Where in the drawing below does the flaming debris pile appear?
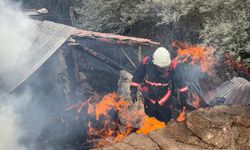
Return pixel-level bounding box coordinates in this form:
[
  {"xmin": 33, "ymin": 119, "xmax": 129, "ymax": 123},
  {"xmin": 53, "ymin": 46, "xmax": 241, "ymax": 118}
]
[
  {"xmin": 67, "ymin": 39, "xmax": 232, "ymax": 148},
  {"xmin": 67, "ymin": 41, "xmax": 246, "ymax": 148},
  {"xmin": 87, "ymin": 93, "xmax": 132, "ymax": 146},
  {"xmin": 68, "ymin": 93, "xmax": 168, "ymax": 147}
]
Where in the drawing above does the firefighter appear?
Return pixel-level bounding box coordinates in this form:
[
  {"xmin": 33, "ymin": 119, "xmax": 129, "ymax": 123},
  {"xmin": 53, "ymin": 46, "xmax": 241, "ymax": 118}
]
[{"xmin": 130, "ymin": 47, "xmax": 194, "ymax": 122}]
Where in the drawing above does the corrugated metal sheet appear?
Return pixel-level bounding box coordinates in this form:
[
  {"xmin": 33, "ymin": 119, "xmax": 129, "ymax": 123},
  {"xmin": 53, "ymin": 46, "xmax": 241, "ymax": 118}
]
[
  {"xmin": 205, "ymin": 77, "xmax": 250, "ymax": 105},
  {"xmin": 0, "ymin": 21, "xmax": 77, "ymax": 95}
]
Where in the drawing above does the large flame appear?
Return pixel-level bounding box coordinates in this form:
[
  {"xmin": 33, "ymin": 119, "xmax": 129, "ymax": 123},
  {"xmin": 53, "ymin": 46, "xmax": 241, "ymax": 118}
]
[
  {"xmin": 87, "ymin": 93, "xmax": 131, "ymax": 146},
  {"xmin": 172, "ymin": 41, "xmax": 216, "ymax": 74},
  {"xmin": 94, "ymin": 94, "xmax": 129, "ymax": 120},
  {"xmin": 66, "ymin": 93, "xmax": 167, "ymax": 147}
]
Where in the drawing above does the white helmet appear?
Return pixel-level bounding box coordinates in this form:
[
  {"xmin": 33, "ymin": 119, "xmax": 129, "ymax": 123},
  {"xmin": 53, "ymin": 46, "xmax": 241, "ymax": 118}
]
[{"xmin": 152, "ymin": 47, "xmax": 171, "ymax": 68}]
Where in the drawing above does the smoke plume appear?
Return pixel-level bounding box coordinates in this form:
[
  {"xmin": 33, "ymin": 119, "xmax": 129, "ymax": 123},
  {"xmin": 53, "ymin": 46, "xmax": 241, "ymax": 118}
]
[
  {"xmin": 0, "ymin": 1, "xmax": 36, "ymax": 150},
  {"xmin": 0, "ymin": 91, "xmax": 32, "ymax": 150},
  {"xmin": 0, "ymin": 2, "xmax": 84, "ymax": 150},
  {"xmin": 0, "ymin": 0, "xmax": 36, "ymax": 75}
]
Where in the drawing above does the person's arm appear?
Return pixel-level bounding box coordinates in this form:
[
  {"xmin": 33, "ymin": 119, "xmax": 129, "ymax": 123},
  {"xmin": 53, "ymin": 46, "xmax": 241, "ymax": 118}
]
[
  {"xmin": 130, "ymin": 57, "xmax": 147, "ymax": 102},
  {"xmin": 173, "ymin": 65, "xmax": 194, "ymax": 109}
]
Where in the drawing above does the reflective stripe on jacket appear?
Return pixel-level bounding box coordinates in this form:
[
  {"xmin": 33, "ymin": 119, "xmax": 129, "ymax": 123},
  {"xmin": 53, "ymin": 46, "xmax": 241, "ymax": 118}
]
[{"xmin": 131, "ymin": 56, "xmax": 188, "ymax": 105}]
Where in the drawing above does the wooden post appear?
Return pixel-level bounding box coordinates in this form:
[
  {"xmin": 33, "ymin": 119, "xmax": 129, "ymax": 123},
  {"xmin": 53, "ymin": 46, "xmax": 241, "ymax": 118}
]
[{"xmin": 138, "ymin": 46, "xmax": 142, "ymax": 62}]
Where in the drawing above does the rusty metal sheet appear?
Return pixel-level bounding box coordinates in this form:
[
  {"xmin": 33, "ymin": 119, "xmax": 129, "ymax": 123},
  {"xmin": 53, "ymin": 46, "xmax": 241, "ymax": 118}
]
[{"xmin": 0, "ymin": 21, "xmax": 77, "ymax": 95}]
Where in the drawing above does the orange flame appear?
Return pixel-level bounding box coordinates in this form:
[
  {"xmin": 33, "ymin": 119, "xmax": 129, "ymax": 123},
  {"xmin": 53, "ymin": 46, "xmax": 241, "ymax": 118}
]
[
  {"xmin": 177, "ymin": 107, "xmax": 186, "ymax": 122},
  {"xmin": 136, "ymin": 117, "xmax": 166, "ymax": 135},
  {"xmin": 69, "ymin": 93, "xmax": 168, "ymax": 147},
  {"xmin": 87, "ymin": 93, "xmax": 135, "ymax": 146},
  {"xmin": 172, "ymin": 41, "xmax": 216, "ymax": 75},
  {"xmin": 95, "ymin": 93, "xmax": 129, "ymax": 120}
]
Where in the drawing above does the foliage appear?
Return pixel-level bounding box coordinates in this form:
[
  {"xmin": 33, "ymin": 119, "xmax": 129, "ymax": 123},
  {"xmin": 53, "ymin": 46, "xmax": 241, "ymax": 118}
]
[
  {"xmin": 72, "ymin": 0, "xmax": 250, "ymax": 70},
  {"xmin": 21, "ymin": 0, "xmax": 249, "ymax": 70},
  {"xmin": 72, "ymin": 0, "xmax": 152, "ymax": 33}
]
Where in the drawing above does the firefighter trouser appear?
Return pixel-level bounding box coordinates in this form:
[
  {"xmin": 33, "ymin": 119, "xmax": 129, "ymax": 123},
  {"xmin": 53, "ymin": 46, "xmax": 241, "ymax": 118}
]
[{"xmin": 144, "ymin": 97, "xmax": 172, "ymax": 122}]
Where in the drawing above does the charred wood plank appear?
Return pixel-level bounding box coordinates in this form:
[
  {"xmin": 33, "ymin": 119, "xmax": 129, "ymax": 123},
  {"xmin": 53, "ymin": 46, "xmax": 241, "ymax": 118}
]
[
  {"xmin": 72, "ymin": 45, "xmax": 133, "ymax": 73},
  {"xmin": 224, "ymin": 51, "xmax": 250, "ymax": 76}
]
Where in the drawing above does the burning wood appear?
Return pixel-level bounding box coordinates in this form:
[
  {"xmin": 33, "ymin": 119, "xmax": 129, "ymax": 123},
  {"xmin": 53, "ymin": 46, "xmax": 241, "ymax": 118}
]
[
  {"xmin": 67, "ymin": 92, "xmax": 169, "ymax": 148},
  {"xmin": 85, "ymin": 41, "xmax": 250, "ymax": 149},
  {"xmin": 93, "ymin": 93, "xmax": 129, "ymax": 120},
  {"xmin": 172, "ymin": 41, "xmax": 216, "ymax": 75},
  {"xmin": 87, "ymin": 93, "xmax": 133, "ymax": 147}
]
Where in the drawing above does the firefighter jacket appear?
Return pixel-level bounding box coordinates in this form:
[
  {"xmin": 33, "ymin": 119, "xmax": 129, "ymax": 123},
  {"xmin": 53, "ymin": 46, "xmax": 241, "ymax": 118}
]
[{"xmin": 130, "ymin": 56, "xmax": 189, "ymax": 106}]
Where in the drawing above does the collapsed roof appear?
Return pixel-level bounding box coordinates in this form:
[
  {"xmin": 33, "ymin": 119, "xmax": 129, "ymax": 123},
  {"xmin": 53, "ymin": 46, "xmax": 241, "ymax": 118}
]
[
  {"xmin": 0, "ymin": 21, "xmax": 76, "ymax": 95},
  {"xmin": 0, "ymin": 20, "xmax": 159, "ymax": 95}
]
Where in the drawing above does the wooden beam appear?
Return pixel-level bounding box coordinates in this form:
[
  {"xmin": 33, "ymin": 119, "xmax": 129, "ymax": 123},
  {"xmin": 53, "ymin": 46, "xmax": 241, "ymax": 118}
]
[{"xmin": 73, "ymin": 30, "xmax": 160, "ymax": 46}]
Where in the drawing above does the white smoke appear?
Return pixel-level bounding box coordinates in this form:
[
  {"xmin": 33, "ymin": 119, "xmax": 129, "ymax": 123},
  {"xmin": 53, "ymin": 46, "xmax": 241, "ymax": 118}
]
[
  {"xmin": 0, "ymin": 0, "xmax": 36, "ymax": 75},
  {"xmin": 0, "ymin": 1, "xmax": 37, "ymax": 150},
  {"xmin": 0, "ymin": 107, "xmax": 25, "ymax": 150},
  {"xmin": 0, "ymin": 1, "xmax": 86, "ymax": 150},
  {"xmin": 0, "ymin": 91, "xmax": 32, "ymax": 150}
]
